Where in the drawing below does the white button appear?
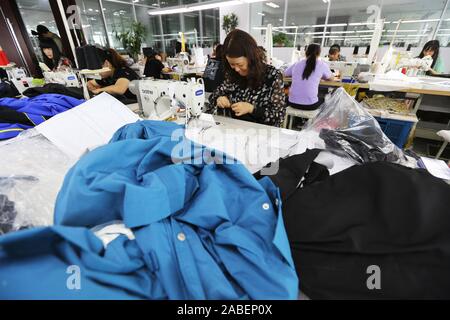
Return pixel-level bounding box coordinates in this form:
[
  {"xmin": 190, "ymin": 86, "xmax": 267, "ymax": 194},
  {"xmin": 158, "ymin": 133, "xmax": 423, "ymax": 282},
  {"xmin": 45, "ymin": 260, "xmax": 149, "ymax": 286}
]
[
  {"xmin": 177, "ymin": 232, "xmax": 186, "ymax": 241},
  {"xmin": 262, "ymin": 203, "xmax": 270, "ymax": 210},
  {"xmin": 275, "ymin": 199, "xmax": 279, "ymax": 206}
]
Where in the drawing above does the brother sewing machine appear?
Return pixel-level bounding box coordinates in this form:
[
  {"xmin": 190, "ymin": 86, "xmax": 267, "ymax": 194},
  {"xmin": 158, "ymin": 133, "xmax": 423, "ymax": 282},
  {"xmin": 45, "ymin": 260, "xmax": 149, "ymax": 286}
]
[{"xmin": 129, "ymin": 78, "xmax": 205, "ymax": 126}]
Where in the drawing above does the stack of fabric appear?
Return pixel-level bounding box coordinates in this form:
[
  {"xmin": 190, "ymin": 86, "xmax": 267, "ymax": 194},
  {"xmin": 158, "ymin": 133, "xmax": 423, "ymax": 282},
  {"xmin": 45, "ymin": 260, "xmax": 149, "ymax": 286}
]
[{"xmin": 0, "ymin": 94, "xmax": 84, "ymax": 140}]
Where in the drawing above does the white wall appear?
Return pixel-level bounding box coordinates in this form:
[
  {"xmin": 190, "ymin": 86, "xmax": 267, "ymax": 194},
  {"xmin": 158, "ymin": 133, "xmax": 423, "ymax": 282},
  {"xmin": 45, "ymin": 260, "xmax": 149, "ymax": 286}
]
[{"xmin": 219, "ymin": 4, "xmax": 250, "ymax": 43}]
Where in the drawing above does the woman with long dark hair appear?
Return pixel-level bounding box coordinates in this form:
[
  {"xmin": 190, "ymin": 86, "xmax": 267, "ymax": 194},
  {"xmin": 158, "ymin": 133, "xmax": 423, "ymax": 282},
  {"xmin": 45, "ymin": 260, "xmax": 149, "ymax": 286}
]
[
  {"xmin": 284, "ymin": 43, "xmax": 333, "ymax": 111},
  {"xmin": 87, "ymin": 48, "xmax": 140, "ymax": 99},
  {"xmin": 417, "ymin": 40, "xmax": 445, "ymax": 76},
  {"xmin": 40, "ymin": 39, "xmax": 72, "ymax": 72},
  {"xmin": 208, "ymin": 29, "xmax": 286, "ymax": 127},
  {"xmin": 143, "ymin": 48, "xmax": 171, "ymax": 79}
]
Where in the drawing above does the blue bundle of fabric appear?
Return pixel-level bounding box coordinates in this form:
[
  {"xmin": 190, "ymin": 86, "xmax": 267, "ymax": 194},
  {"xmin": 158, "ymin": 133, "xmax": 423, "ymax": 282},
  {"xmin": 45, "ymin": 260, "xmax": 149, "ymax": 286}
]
[
  {"xmin": 0, "ymin": 120, "xmax": 298, "ymax": 299},
  {"xmin": 0, "ymin": 94, "xmax": 84, "ymax": 140}
]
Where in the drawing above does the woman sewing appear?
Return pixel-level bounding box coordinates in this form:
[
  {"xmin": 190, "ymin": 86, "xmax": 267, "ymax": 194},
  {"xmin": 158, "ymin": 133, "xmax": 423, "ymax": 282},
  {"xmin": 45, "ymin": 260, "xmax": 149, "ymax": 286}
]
[
  {"xmin": 87, "ymin": 48, "xmax": 140, "ymax": 100},
  {"xmin": 208, "ymin": 29, "xmax": 286, "ymax": 127},
  {"xmin": 40, "ymin": 39, "xmax": 72, "ymax": 72}
]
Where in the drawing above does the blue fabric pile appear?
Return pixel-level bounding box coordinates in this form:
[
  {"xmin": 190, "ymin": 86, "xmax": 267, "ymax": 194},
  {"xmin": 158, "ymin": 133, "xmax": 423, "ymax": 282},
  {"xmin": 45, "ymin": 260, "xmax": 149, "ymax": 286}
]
[
  {"xmin": 0, "ymin": 120, "xmax": 298, "ymax": 299},
  {"xmin": 0, "ymin": 94, "xmax": 84, "ymax": 140}
]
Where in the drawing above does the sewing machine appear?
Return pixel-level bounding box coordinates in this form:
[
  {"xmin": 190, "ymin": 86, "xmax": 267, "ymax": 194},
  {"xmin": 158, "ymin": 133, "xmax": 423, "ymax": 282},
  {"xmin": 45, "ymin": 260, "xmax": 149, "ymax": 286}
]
[
  {"xmin": 43, "ymin": 71, "xmax": 79, "ymax": 87},
  {"xmin": 167, "ymin": 52, "xmax": 190, "ymax": 73},
  {"xmin": 1, "ymin": 65, "xmax": 34, "ymax": 93},
  {"xmin": 325, "ymin": 61, "xmax": 371, "ymax": 81},
  {"xmin": 129, "ymin": 78, "xmax": 205, "ymax": 124}
]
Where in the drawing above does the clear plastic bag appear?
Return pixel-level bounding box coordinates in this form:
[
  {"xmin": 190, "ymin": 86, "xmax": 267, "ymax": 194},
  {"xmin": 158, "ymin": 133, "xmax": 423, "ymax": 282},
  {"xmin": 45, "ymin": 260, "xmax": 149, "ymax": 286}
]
[
  {"xmin": 0, "ymin": 129, "xmax": 76, "ymax": 233},
  {"xmin": 302, "ymin": 87, "xmax": 414, "ymax": 166}
]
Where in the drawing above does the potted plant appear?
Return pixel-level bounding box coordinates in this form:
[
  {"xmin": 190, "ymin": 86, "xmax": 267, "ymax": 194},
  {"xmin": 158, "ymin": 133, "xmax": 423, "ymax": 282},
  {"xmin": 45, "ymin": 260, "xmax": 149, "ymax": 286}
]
[
  {"xmin": 222, "ymin": 13, "xmax": 238, "ymax": 34},
  {"xmin": 273, "ymin": 33, "xmax": 292, "ymax": 47},
  {"xmin": 115, "ymin": 22, "xmax": 146, "ymax": 61}
]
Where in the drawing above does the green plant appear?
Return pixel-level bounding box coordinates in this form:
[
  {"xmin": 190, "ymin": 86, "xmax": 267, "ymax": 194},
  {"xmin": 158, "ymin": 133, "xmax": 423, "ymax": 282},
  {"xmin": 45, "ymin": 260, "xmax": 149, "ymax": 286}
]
[
  {"xmin": 273, "ymin": 33, "xmax": 292, "ymax": 47},
  {"xmin": 115, "ymin": 22, "xmax": 146, "ymax": 60},
  {"xmin": 222, "ymin": 13, "xmax": 238, "ymax": 34}
]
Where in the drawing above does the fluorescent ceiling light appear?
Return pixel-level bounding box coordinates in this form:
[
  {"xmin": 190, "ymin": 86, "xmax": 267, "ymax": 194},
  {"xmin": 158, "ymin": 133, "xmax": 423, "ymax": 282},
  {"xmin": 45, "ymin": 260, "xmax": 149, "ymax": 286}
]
[
  {"xmin": 329, "ymin": 30, "xmax": 355, "ymax": 34},
  {"xmin": 190, "ymin": 0, "xmax": 241, "ymax": 11},
  {"xmin": 311, "ymin": 23, "xmax": 347, "ymax": 27},
  {"xmin": 149, "ymin": 6, "xmax": 190, "ymax": 15},
  {"xmin": 149, "ymin": 0, "xmax": 266, "ymax": 15},
  {"xmin": 266, "ymin": 2, "xmax": 280, "ymax": 8},
  {"xmin": 348, "ymin": 22, "xmax": 376, "ymax": 26},
  {"xmin": 391, "ymin": 19, "xmax": 439, "ymax": 24},
  {"xmin": 387, "ymin": 29, "xmax": 418, "ymax": 33}
]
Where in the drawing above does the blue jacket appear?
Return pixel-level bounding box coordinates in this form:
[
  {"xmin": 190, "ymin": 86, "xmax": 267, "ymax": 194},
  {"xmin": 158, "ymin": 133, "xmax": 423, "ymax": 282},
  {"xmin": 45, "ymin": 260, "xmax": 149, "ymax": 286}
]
[
  {"xmin": 0, "ymin": 123, "xmax": 32, "ymax": 140},
  {"xmin": 0, "ymin": 94, "xmax": 83, "ymax": 140},
  {"xmin": 0, "ymin": 120, "xmax": 298, "ymax": 299}
]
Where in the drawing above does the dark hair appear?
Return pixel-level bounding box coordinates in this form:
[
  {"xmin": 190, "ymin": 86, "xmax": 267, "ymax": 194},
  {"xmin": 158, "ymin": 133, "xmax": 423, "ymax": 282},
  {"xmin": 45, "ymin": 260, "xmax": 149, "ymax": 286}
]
[
  {"xmin": 37, "ymin": 25, "xmax": 49, "ymax": 34},
  {"xmin": 222, "ymin": 29, "xmax": 266, "ymax": 89},
  {"xmin": 418, "ymin": 40, "xmax": 440, "ymax": 69},
  {"xmin": 330, "ymin": 44, "xmax": 341, "ymax": 51},
  {"xmin": 328, "ymin": 47, "xmax": 339, "ymax": 56},
  {"xmin": 214, "ymin": 44, "xmax": 224, "ymax": 60},
  {"xmin": 303, "ymin": 43, "xmax": 321, "ymax": 80},
  {"xmin": 101, "ymin": 48, "xmax": 127, "ymax": 69},
  {"xmin": 40, "ymin": 39, "xmax": 61, "ymax": 70}
]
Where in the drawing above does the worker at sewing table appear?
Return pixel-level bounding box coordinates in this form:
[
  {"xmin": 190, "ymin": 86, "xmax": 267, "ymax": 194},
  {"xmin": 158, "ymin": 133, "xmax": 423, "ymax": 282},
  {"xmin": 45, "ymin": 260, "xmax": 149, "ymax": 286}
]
[
  {"xmin": 208, "ymin": 29, "xmax": 286, "ymax": 127},
  {"xmin": 87, "ymin": 48, "xmax": 140, "ymax": 101}
]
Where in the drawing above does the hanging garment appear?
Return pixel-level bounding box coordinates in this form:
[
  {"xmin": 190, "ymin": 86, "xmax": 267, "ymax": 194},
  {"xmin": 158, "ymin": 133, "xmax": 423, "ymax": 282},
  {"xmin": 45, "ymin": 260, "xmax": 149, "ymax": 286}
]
[
  {"xmin": 22, "ymin": 84, "xmax": 85, "ymax": 100},
  {"xmin": 257, "ymin": 149, "xmax": 450, "ymax": 299},
  {"xmin": 0, "ymin": 120, "xmax": 298, "ymax": 300}
]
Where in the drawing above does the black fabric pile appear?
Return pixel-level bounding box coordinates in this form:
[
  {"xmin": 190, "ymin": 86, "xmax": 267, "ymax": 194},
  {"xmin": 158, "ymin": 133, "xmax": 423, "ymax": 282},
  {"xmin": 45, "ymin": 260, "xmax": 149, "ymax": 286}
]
[
  {"xmin": 319, "ymin": 127, "xmax": 405, "ymax": 163},
  {"xmin": 22, "ymin": 83, "xmax": 85, "ymax": 99},
  {"xmin": 0, "ymin": 81, "xmax": 20, "ymax": 98},
  {"xmin": 256, "ymin": 149, "xmax": 450, "ymax": 299},
  {"xmin": 0, "ymin": 106, "xmax": 49, "ymax": 126}
]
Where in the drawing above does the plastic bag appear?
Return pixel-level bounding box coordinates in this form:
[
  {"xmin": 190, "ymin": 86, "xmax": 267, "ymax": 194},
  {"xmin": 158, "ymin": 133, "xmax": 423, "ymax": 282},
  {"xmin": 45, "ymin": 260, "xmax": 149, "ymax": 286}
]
[
  {"xmin": 0, "ymin": 129, "xmax": 76, "ymax": 232},
  {"xmin": 302, "ymin": 87, "xmax": 414, "ymax": 166}
]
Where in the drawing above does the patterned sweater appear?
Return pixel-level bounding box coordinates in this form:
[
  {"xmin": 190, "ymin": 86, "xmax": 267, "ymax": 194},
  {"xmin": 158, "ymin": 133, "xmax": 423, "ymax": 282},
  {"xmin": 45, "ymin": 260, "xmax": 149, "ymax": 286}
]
[{"xmin": 208, "ymin": 64, "xmax": 286, "ymax": 127}]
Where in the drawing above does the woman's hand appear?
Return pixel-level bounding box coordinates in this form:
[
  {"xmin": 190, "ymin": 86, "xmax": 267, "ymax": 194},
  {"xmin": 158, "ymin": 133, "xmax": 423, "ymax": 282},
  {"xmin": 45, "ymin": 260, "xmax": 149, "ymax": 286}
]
[
  {"xmin": 91, "ymin": 88, "xmax": 102, "ymax": 95},
  {"xmin": 217, "ymin": 96, "xmax": 231, "ymax": 108},
  {"xmin": 231, "ymin": 102, "xmax": 254, "ymax": 117},
  {"xmin": 87, "ymin": 80, "xmax": 99, "ymax": 91}
]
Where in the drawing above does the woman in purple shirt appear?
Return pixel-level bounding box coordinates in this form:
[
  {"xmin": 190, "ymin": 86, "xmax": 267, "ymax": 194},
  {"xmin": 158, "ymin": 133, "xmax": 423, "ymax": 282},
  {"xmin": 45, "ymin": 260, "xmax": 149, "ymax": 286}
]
[{"xmin": 284, "ymin": 43, "xmax": 333, "ymax": 110}]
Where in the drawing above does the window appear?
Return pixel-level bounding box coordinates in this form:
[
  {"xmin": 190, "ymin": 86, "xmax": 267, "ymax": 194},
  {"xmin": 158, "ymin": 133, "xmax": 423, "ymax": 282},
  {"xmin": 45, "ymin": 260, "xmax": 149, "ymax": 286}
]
[
  {"xmin": 436, "ymin": 2, "xmax": 450, "ymax": 47},
  {"xmin": 102, "ymin": 0, "xmax": 135, "ymax": 49},
  {"xmin": 76, "ymin": 0, "xmax": 108, "ymax": 47},
  {"xmin": 16, "ymin": 0, "xmax": 59, "ymax": 61}
]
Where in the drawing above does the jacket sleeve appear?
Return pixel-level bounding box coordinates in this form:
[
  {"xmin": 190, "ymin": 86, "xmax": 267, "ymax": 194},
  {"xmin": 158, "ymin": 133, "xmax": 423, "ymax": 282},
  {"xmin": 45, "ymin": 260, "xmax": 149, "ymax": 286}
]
[
  {"xmin": 206, "ymin": 78, "xmax": 233, "ymax": 114},
  {"xmin": 251, "ymin": 70, "xmax": 286, "ymax": 127}
]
